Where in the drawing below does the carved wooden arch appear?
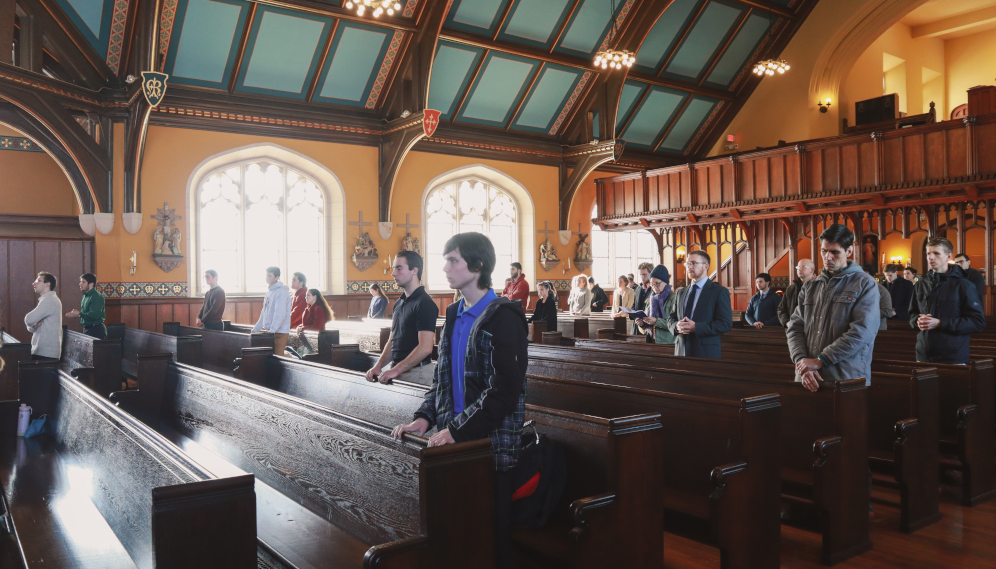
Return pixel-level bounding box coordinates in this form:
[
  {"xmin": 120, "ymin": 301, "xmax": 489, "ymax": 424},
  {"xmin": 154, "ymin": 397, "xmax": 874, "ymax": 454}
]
[
  {"xmin": 0, "ymin": 92, "xmax": 110, "ymax": 213},
  {"xmin": 559, "ymin": 140, "xmax": 624, "ymax": 228}
]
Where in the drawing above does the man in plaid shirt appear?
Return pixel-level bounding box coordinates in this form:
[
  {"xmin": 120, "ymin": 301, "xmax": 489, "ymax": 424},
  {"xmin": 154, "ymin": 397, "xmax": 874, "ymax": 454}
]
[{"xmin": 393, "ymin": 232, "xmax": 528, "ymax": 569}]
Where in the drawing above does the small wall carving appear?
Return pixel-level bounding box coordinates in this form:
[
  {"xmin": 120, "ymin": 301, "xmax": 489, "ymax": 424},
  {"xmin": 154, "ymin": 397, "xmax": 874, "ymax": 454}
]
[
  {"xmin": 352, "ymin": 231, "xmax": 379, "ymax": 271},
  {"xmin": 151, "ymin": 203, "xmax": 184, "ymax": 273}
]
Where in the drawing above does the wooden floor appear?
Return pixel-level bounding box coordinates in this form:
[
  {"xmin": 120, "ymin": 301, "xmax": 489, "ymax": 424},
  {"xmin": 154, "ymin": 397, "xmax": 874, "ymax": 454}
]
[{"xmin": 661, "ymin": 481, "xmax": 995, "ymax": 569}]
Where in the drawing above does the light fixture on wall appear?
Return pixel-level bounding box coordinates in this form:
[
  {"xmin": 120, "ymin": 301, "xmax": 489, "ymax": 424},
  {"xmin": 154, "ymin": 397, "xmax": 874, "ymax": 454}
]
[
  {"xmin": 818, "ymin": 98, "xmax": 832, "ymax": 113},
  {"xmin": 593, "ymin": 0, "xmax": 634, "ymax": 71},
  {"xmin": 345, "ymin": 0, "xmax": 401, "ymax": 17},
  {"xmin": 676, "ymin": 246, "xmax": 687, "ymax": 263},
  {"xmin": 129, "ymin": 251, "xmax": 137, "ymax": 275}
]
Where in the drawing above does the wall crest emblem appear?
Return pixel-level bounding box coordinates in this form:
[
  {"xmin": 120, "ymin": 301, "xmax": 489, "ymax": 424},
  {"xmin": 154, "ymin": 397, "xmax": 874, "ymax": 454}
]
[
  {"xmin": 423, "ymin": 109, "xmax": 441, "ymax": 138},
  {"xmin": 141, "ymin": 71, "xmax": 169, "ymax": 107}
]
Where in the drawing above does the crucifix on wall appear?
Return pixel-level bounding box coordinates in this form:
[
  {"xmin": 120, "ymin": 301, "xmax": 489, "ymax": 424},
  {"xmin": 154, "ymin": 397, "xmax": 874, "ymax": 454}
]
[
  {"xmin": 397, "ymin": 213, "xmax": 421, "ymax": 255},
  {"xmin": 350, "ymin": 211, "xmax": 378, "ymax": 271}
]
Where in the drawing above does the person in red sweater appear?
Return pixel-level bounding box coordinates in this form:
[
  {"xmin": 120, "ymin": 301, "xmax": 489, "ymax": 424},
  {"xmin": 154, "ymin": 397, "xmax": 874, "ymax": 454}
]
[
  {"xmin": 296, "ymin": 288, "xmax": 334, "ymax": 332},
  {"xmin": 289, "ymin": 272, "xmax": 308, "ymax": 328},
  {"xmin": 502, "ymin": 262, "xmax": 530, "ymax": 309}
]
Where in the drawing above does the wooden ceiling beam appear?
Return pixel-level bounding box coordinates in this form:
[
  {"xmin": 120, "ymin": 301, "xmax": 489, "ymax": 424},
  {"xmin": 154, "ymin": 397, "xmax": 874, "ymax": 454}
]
[
  {"xmin": 733, "ymin": 0, "xmax": 795, "ymax": 19},
  {"xmin": 307, "ymin": 18, "xmax": 339, "ymax": 102},
  {"xmin": 698, "ymin": 8, "xmax": 751, "ymax": 87},
  {"xmin": 449, "ymin": 48, "xmax": 486, "ymax": 124},
  {"xmin": 505, "ymin": 62, "xmax": 543, "ymax": 131},
  {"xmin": 549, "ymin": 0, "xmax": 583, "ymax": 53},
  {"xmin": 24, "ymin": 0, "xmax": 115, "ymax": 87},
  {"xmin": 1, "ymin": 0, "xmax": 16, "ymax": 65},
  {"xmin": 251, "ymin": 0, "xmax": 417, "ymax": 32},
  {"xmin": 491, "ymin": 0, "xmax": 515, "ymax": 41},
  {"xmin": 652, "ymin": 95, "xmax": 692, "ymax": 153},
  {"xmin": 228, "ymin": 3, "xmax": 258, "ymax": 94},
  {"xmin": 657, "ymin": 0, "xmax": 711, "ymax": 73}
]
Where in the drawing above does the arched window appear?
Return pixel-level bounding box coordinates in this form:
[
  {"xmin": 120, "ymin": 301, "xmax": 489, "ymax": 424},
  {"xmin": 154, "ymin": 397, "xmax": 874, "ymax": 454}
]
[
  {"xmin": 197, "ymin": 160, "xmax": 326, "ymax": 294},
  {"xmin": 424, "ymin": 179, "xmax": 518, "ymax": 291},
  {"xmin": 590, "ymin": 204, "xmax": 658, "ymax": 288}
]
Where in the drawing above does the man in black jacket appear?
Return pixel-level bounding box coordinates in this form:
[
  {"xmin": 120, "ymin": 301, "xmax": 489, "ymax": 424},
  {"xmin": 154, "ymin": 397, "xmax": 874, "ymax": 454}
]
[
  {"xmin": 884, "ymin": 264, "xmax": 914, "ymax": 320},
  {"xmin": 953, "ymin": 254, "xmax": 986, "ymax": 301},
  {"xmin": 745, "ymin": 272, "xmax": 781, "ymax": 328},
  {"xmin": 910, "ymin": 238, "xmax": 986, "ymax": 364},
  {"xmin": 633, "ymin": 263, "xmax": 654, "ymax": 334},
  {"xmin": 392, "ymin": 232, "xmax": 527, "ymax": 569},
  {"xmin": 588, "ymin": 277, "xmax": 609, "ymax": 312}
]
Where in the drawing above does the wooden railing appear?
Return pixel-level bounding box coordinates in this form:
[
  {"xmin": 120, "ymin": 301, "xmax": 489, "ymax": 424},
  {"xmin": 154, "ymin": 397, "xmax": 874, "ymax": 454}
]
[{"xmin": 595, "ymin": 102, "xmax": 996, "ymax": 230}]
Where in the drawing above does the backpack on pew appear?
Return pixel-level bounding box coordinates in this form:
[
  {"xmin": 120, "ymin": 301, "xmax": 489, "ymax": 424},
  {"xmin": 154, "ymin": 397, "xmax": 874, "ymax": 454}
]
[{"xmin": 510, "ymin": 420, "xmax": 567, "ymax": 528}]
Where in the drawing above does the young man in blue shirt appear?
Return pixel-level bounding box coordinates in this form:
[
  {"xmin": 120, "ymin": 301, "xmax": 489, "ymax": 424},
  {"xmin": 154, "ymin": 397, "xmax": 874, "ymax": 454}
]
[{"xmin": 392, "ymin": 232, "xmax": 528, "ymax": 569}]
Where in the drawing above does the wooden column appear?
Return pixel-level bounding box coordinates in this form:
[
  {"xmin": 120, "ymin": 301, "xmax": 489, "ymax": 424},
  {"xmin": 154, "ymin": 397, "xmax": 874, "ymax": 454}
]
[
  {"xmin": 0, "ymin": 0, "xmax": 14, "ymax": 65},
  {"xmin": 956, "ymin": 202, "xmax": 966, "ymax": 255},
  {"xmin": 18, "ymin": 14, "xmax": 43, "ymax": 72},
  {"xmin": 986, "ymin": 200, "xmax": 993, "ymax": 315},
  {"xmin": 810, "ymin": 216, "xmax": 819, "ymax": 262}
]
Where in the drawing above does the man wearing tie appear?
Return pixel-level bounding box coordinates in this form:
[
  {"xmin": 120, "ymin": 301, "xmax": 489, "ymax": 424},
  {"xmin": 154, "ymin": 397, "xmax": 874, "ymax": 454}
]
[
  {"xmin": 667, "ymin": 250, "xmax": 733, "ymax": 359},
  {"xmin": 745, "ymin": 272, "xmax": 782, "ymax": 329}
]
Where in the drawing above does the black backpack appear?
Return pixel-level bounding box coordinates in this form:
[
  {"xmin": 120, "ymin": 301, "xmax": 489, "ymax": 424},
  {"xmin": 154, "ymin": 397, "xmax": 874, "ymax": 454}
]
[{"xmin": 509, "ymin": 421, "xmax": 567, "ymax": 528}]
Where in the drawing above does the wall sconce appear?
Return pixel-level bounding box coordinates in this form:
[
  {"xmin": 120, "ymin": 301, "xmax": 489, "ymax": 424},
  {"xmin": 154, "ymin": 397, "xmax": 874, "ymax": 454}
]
[
  {"xmin": 383, "ymin": 254, "xmax": 393, "ymax": 275},
  {"xmin": 129, "ymin": 251, "xmax": 137, "ymax": 275},
  {"xmin": 817, "ymin": 98, "xmax": 832, "ymax": 113},
  {"xmin": 676, "ymin": 246, "xmax": 686, "ymax": 263}
]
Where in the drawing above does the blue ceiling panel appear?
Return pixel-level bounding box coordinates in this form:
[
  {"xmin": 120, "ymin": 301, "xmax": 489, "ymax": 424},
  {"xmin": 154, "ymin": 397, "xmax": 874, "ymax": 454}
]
[
  {"xmin": 446, "ymin": 0, "xmax": 511, "ymax": 34},
  {"xmin": 512, "ymin": 65, "xmax": 582, "ymax": 133},
  {"xmin": 499, "ymin": 0, "xmax": 571, "ymax": 49},
  {"xmin": 616, "ymin": 81, "xmax": 646, "ymax": 129},
  {"xmin": 633, "ymin": 0, "xmax": 700, "ymax": 72},
  {"xmin": 458, "ymin": 53, "xmax": 538, "ymax": 126},
  {"xmin": 557, "ymin": 0, "xmax": 621, "ymax": 57},
  {"xmin": 704, "ymin": 14, "xmax": 770, "ymax": 88},
  {"xmin": 659, "ymin": 96, "xmax": 718, "ymax": 152},
  {"xmin": 621, "ymin": 88, "xmax": 686, "ymax": 148},
  {"xmin": 428, "ymin": 43, "xmax": 484, "ymax": 118},
  {"xmin": 237, "ymin": 10, "xmax": 330, "ymax": 98},
  {"xmin": 54, "ymin": 0, "xmax": 114, "ymax": 55},
  {"xmin": 314, "ymin": 23, "xmax": 392, "ymax": 106},
  {"xmin": 593, "ymin": 108, "xmax": 599, "ymax": 139},
  {"xmin": 166, "ymin": 0, "xmax": 249, "ymax": 89},
  {"xmin": 664, "ymin": 0, "xmax": 742, "ymax": 81}
]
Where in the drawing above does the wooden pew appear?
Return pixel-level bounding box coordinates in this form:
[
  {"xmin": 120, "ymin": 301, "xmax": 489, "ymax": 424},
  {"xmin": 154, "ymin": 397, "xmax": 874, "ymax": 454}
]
[
  {"xmin": 114, "ymin": 358, "xmax": 500, "ymax": 569},
  {"xmin": 228, "ymin": 320, "xmax": 390, "ymax": 353},
  {"xmin": 60, "ymin": 326, "xmax": 123, "ymax": 397},
  {"xmin": 230, "ymin": 352, "xmax": 666, "ymax": 569},
  {"xmin": 524, "ymin": 351, "xmax": 870, "ymax": 564},
  {"xmin": 105, "ymin": 323, "xmax": 203, "ymax": 379},
  {"xmin": 3, "ymin": 361, "xmax": 256, "ymax": 568},
  {"xmin": 164, "ymin": 322, "xmax": 272, "ymax": 375},
  {"xmin": 531, "ymin": 342, "xmax": 942, "ymax": 534}
]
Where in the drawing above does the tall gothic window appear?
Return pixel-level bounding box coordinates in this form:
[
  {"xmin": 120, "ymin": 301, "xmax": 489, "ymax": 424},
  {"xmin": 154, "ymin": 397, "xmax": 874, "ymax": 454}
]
[
  {"xmin": 198, "ymin": 161, "xmax": 326, "ymax": 294},
  {"xmin": 590, "ymin": 204, "xmax": 658, "ymax": 288},
  {"xmin": 425, "ymin": 179, "xmax": 518, "ymax": 291}
]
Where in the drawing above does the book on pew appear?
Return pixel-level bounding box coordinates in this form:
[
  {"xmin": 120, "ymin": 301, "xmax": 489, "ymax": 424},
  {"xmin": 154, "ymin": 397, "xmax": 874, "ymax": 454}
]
[{"xmin": 617, "ymin": 307, "xmax": 648, "ymax": 320}]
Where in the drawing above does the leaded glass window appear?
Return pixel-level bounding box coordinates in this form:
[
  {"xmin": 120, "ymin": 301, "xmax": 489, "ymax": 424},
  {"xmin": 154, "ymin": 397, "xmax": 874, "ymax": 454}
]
[
  {"xmin": 198, "ymin": 160, "xmax": 325, "ymax": 294},
  {"xmin": 590, "ymin": 204, "xmax": 658, "ymax": 289},
  {"xmin": 425, "ymin": 179, "xmax": 518, "ymax": 291}
]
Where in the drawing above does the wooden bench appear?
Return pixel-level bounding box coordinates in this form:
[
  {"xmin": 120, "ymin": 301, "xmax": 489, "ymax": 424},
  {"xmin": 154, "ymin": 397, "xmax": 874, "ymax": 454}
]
[
  {"xmin": 114, "ymin": 357, "xmax": 499, "ymax": 569},
  {"xmin": 532, "ymin": 342, "xmax": 942, "ymax": 534},
  {"xmin": 230, "ymin": 351, "xmax": 666, "ymax": 568},
  {"xmin": 2, "ymin": 361, "xmax": 256, "ymax": 568},
  {"xmin": 228, "ymin": 320, "xmax": 391, "ymax": 353},
  {"xmin": 106, "ymin": 323, "xmax": 203, "ymax": 379},
  {"xmin": 60, "ymin": 327, "xmax": 123, "ymax": 397},
  {"xmin": 164, "ymin": 322, "xmax": 272, "ymax": 376},
  {"xmin": 710, "ymin": 332, "xmax": 996, "ymax": 507},
  {"xmin": 525, "ymin": 352, "xmax": 870, "ymax": 565}
]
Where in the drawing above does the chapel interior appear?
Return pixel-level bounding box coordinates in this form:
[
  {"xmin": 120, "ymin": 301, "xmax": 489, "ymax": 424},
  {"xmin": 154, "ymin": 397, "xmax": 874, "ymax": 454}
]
[{"xmin": 0, "ymin": 0, "xmax": 995, "ymax": 567}]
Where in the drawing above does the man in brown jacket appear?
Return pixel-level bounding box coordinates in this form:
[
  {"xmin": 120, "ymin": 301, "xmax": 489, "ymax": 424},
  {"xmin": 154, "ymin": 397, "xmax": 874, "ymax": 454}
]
[
  {"xmin": 196, "ymin": 270, "xmax": 226, "ymax": 330},
  {"xmin": 777, "ymin": 258, "xmax": 815, "ymax": 327}
]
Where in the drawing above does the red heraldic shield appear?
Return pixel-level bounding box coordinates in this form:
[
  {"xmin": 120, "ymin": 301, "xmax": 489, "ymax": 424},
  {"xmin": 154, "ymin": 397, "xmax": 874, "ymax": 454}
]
[{"xmin": 423, "ymin": 109, "xmax": 441, "ymax": 138}]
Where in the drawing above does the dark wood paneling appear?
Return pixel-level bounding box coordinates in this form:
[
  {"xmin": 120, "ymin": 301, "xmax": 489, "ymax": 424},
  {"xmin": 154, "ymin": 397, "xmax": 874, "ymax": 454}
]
[
  {"xmin": 859, "ymin": 141, "xmax": 876, "ymax": 187},
  {"xmin": 903, "ymin": 135, "xmax": 923, "ymax": 182},
  {"xmin": 947, "ymin": 128, "xmax": 968, "ymax": 177},
  {"xmin": 0, "ymin": 242, "xmax": 8, "ymax": 334},
  {"xmin": 978, "ymin": 122, "xmax": 996, "ymax": 175},
  {"xmin": 59, "ymin": 241, "xmax": 85, "ymax": 334},
  {"xmin": 9, "ymin": 241, "xmax": 37, "ymax": 340},
  {"xmin": 884, "ymin": 138, "xmax": 903, "ymax": 184},
  {"xmin": 140, "ymin": 304, "xmax": 157, "ymax": 332}
]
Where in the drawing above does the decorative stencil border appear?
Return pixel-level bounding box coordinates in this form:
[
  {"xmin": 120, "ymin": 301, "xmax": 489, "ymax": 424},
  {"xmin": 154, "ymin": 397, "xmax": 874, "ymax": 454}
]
[
  {"xmin": 549, "ymin": 71, "xmax": 591, "ymax": 136},
  {"xmin": 0, "ymin": 136, "xmax": 44, "ymax": 152},
  {"xmin": 365, "ymin": 30, "xmax": 406, "ymax": 109},
  {"xmin": 105, "ymin": 0, "xmax": 130, "ymax": 74},
  {"xmin": 97, "ymin": 282, "xmax": 188, "ymax": 298},
  {"xmin": 159, "ymin": 0, "xmax": 179, "ymax": 68},
  {"xmin": 347, "ymin": 280, "xmax": 403, "ymax": 294},
  {"xmin": 402, "ymin": 0, "xmax": 418, "ymax": 18}
]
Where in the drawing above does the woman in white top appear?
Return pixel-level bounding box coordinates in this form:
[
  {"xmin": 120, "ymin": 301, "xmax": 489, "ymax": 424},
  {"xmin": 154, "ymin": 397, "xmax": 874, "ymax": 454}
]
[
  {"xmin": 567, "ymin": 274, "xmax": 592, "ymax": 315},
  {"xmin": 612, "ymin": 275, "xmax": 635, "ymax": 316}
]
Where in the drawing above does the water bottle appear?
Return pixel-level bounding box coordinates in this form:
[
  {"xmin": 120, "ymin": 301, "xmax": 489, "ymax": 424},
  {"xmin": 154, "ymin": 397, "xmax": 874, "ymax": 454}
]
[{"xmin": 16, "ymin": 404, "xmax": 32, "ymax": 437}]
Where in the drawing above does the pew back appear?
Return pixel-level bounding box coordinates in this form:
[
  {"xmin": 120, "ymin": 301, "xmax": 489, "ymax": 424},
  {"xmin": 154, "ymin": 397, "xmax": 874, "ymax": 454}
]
[
  {"xmin": 60, "ymin": 327, "xmax": 123, "ymax": 397},
  {"xmin": 164, "ymin": 322, "xmax": 271, "ymax": 375}
]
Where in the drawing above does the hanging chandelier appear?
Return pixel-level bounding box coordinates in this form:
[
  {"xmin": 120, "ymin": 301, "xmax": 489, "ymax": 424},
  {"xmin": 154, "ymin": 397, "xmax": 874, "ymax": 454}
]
[
  {"xmin": 753, "ymin": 59, "xmax": 790, "ymax": 76},
  {"xmin": 752, "ymin": 8, "xmax": 788, "ymax": 77},
  {"xmin": 593, "ymin": 0, "xmax": 633, "ymax": 71},
  {"xmin": 345, "ymin": 0, "xmax": 401, "ymax": 17}
]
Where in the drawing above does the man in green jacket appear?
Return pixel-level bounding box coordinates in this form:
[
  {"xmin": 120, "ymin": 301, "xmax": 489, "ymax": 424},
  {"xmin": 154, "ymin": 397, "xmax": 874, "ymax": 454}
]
[{"xmin": 66, "ymin": 273, "xmax": 106, "ymax": 339}]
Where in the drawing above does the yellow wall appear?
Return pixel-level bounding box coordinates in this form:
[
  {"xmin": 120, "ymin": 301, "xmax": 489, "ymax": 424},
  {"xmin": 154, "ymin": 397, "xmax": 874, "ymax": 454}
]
[
  {"xmin": 841, "ymin": 22, "xmax": 945, "ymax": 123},
  {"xmin": 0, "ymin": 124, "xmax": 80, "ymax": 216},
  {"xmin": 946, "ymin": 27, "xmax": 996, "ymax": 114}
]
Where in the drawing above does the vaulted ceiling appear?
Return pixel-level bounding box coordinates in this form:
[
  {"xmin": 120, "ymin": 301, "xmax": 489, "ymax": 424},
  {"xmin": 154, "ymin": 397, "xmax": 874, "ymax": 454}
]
[{"xmin": 9, "ymin": 0, "xmax": 815, "ymax": 169}]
